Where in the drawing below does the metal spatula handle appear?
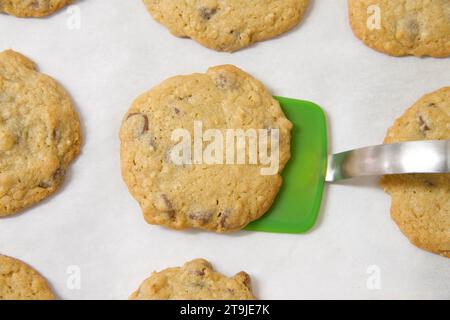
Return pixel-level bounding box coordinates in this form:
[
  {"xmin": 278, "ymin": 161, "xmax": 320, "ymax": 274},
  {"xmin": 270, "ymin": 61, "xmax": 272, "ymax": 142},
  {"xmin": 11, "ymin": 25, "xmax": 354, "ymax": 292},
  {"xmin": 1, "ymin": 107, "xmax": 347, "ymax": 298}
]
[{"xmin": 326, "ymin": 140, "xmax": 450, "ymax": 182}]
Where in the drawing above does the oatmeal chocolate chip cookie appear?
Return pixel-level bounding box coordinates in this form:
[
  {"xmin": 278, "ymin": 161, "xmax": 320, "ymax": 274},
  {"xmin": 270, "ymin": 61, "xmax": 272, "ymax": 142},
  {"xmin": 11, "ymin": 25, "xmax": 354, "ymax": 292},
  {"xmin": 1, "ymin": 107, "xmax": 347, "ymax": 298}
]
[
  {"xmin": 120, "ymin": 65, "xmax": 292, "ymax": 233},
  {"xmin": 0, "ymin": 50, "xmax": 81, "ymax": 216},
  {"xmin": 348, "ymin": 0, "xmax": 450, "ymax": 57},
  {"xmin": 0, "ymin": 254, "xmax": 55, "ymax": 300},
  {"xmin": 143, "ymin": 0, "xmax": 309, "ymax": 52},
  {"xmin": 380, "ymin": 87, "xmax": 450, "ymax": 258},
  {"xmin": 0, "ymin": 0, "xmax": 71, "ymax": 17},
  {"xmin": 130, "ymin": 259, "xmax": 255, "ymax": 300}
]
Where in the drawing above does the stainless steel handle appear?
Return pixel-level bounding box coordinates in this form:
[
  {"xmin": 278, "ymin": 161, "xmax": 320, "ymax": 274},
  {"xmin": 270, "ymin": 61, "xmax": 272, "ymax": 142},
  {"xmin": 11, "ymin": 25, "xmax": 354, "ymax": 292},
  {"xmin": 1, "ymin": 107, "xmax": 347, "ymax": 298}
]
[{"xmin": 326, "ymin": 140, "xmax": 450, "ymax": 182}]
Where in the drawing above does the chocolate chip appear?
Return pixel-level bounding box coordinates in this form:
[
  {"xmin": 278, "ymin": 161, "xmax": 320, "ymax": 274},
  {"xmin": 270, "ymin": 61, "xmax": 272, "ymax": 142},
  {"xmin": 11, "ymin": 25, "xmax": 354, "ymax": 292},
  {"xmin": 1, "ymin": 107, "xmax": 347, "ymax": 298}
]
[
  {"xmin": 418, "ymin": 115, "xmax": 430, "ymax": 133},
  {"xmin": 176, "ymin": 94, "xmax": 193, "ymax": 101},
  {"xmin": 191, "ymin": 269, "xmax": 206, "ymax": 276},
  {"xmin": 38, "ymin": 167, "xmax": 64, "ymax": 189},
  {"xmin": 189, "ymin": 211, "xmax": 213, "ymax": 225},
  {"xmin": 127, "ymin": 112, "xmax": 149, "ymax": 134},
  {"xmin": 199, "ymin": 7, "xmax": 217, "ymax": 20},
  {"xmin": 428, "ymin": 103, "xmax": 437, "ymax": 108},
  {"xmin": 167, "ymin": 211, "xmax": 175, "ymax": 220},
  {"xmin": 218, "ymin": 209, "xmax": 231, "ymax": 227},
  {"xmin": 424, "ymin": 180, "xmax": 435, "ymax": 188},
  {"xmin": 239, "ymin": 272, "xmax": 251, "ymax": 287},
  {"xmin": 53, "ymin": 167, "xmax": 64, "ymax": 181},
  {"xmin": 38, "ymin": 181, "xmax": 52, "ymax": 189},
  {"xmin": 162, "ymin": 195, "xmax": 175, "ymax": 219},
  {"xmin": 174, "ymin": 107, "xmax": 180, "ymax": 115},
  {"xmin": 52, "ymin": 128, "xmax": 61, "ymax": 141},
  {"xmin": 154, "ymin": 194, "xmax": 176, "ymax": 220}
]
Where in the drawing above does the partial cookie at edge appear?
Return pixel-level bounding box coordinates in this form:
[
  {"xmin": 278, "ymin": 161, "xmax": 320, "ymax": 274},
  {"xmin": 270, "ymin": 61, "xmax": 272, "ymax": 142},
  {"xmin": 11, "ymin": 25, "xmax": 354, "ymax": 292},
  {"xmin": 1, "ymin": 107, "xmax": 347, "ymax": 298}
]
[
  {"xmin": 0, "ymin": 50, "xmax": 82, "ymax": 216},
  {"xmin": 130, "ymin": 259, "xmax": 255, "ymax": 300},
  {"xmin": 348, "ymin": 0, "xmax": 450, "ymax": 57},
  {"xmin": 143, "ymin": 0, "xmax": 309, "ymax": 51},
  {"xmin": 0, "ymin": 0, "xmax": 71, "ymax": 17},
  {"xmin": 380, "ymin": 87, "xmax": 450, "ymax": 257},
  {"xmin": 0, "ymin": 254, "xmax": 55, "ymax": 300}
]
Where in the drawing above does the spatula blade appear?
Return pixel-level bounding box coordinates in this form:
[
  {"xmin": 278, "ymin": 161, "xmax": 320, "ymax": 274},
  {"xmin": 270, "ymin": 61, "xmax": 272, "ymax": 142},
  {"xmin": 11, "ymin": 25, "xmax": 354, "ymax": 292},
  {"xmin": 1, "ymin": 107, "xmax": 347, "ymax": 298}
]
[{"xmin": 245, "ymin": 97, "xmax": 328, "ymax": 234}]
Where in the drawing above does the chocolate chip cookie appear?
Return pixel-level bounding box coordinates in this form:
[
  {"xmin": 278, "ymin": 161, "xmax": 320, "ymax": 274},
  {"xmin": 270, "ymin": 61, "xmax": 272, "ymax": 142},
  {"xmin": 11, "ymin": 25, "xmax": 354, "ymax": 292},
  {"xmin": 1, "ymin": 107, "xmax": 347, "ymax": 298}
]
[
  {"xmin": 0, "ymin": 50, "xmax": 81, "ymax": 216},
  {"xmin": 380, "ymin": 87, "xmax": 450, "ymax": 257},
  {"xmin": 130, "ymin": 259, "xmax": 255, "ymax": 300},
  {"xmin": 348, "ymin": 0, "xmax": 450, "ymax": 57},
  {"xmin": 120, "ymin": 65, "xmax": 292, "ymax": 233},
  {"xmin": 143, "ymin": 0, "xmax": 310, "ymax": 52},
  {"xmin": 0, "ymin": 254, "xmax": 55, "ymax": 300},
  {"xmin": 0, "ymin": 0, "xmax": 71, "ymax": 17}
]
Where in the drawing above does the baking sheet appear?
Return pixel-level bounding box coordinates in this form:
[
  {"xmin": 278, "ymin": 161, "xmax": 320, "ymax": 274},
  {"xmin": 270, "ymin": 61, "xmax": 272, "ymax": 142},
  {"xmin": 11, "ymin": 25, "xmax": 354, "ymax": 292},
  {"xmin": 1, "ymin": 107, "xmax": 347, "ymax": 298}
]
[{"xmin": 0, "ymin": 0, "xmax": 449, "ymax": 300}]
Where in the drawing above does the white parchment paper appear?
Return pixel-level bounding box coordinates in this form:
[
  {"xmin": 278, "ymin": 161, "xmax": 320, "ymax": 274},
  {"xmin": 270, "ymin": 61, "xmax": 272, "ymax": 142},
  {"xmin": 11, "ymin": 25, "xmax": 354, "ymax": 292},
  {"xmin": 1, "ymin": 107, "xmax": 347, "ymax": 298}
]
[{"xmin": 0, "ymin": 0, "xmax": 449, "ymax": 300}]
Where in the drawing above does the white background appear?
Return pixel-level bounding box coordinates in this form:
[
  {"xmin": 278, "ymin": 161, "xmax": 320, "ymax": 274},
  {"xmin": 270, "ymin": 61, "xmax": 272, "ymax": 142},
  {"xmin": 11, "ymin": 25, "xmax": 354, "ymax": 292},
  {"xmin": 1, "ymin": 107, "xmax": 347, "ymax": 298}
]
[{"xmin": 0, "ymin": 0, "xmax": 449, "ymax": 300}]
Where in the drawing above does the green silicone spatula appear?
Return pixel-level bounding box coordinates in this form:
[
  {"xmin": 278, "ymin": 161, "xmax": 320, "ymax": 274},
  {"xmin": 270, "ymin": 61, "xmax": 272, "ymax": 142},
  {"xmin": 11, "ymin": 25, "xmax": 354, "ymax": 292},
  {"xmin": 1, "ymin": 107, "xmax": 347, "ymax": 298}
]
[
  {"xmin": 245, "ymin": 97, "xmax": 327, "ymax": 234},
  {"xmin": 246, "ymin": 97, "xmax": 450, "ymax": 234}
]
